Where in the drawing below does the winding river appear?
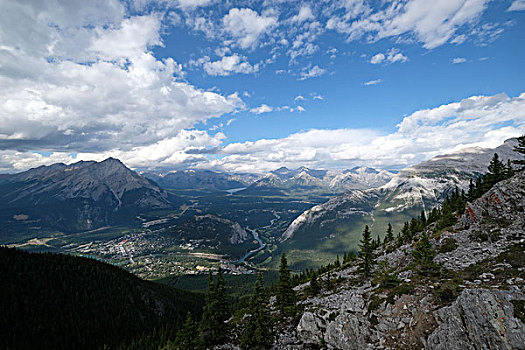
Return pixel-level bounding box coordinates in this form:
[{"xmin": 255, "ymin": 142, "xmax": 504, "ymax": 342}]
[{"xmin": 238, "ymin": 227, "xmax": 266, "ymax": 263}]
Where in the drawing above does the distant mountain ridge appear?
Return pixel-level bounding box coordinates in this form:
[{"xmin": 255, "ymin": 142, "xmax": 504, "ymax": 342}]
[
  {"xmin": 281, "ymin": 138, "xmax": 522, "ymax": 247},
  {"xmin": 143, "ymin": 166, "xmax": 395, "ymax": 195},
  {"xmin": 143, "ymin": 169, "xmax": 251, "ymax": 191},
  {"xmin": 240, "ymin": 166, "xmax": 395, "ymax": 195},
  {"xmin": 0, "ymin": 158, "xmax": 171, "ymax": 233}
]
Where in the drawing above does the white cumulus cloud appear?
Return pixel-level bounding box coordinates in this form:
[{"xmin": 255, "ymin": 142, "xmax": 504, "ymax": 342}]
[
  {"xmin": 452, "ymin": 57, "xmax": 467, "ymax": 64},
  {"xmin": 197, "ymin": 92, "xmax": 525, "ymax": 173},
  {"xmin": 201, "ymin": 54, "xmax": 259, "ymax": 76},
  {"xmin": 222, "ymin": 8, "xmax": 278, "ymax": 49},
  {"xmin": 299, "ymin": 65, "xmax": 326, "ymax": 80},
  {"xmin": 0, "ymin": 0, "xmax": 244, "ymax": 172},
  {"xmin": 370, "ymin": 48, "xmax": 408, "ymax": 64},
  {"xmin": 250, "ymin": 104, "xmax": 273, "ymax": 114},
  {"xmin": 508, "ymin": 0, "xmax": 525, "ymax": 11}
]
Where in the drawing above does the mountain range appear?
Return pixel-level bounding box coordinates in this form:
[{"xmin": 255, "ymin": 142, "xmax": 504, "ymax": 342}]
[
  {"xmin": 239, "ymin": 166, "xmax": 395, "ymax": 196},
  {"xmin": 0, "ymin": 158, "xmax": 170, "ymax": 233},
  {"xmin": 143, "ymin": 166, "xmax": 394, "ymax": 194},
  {"xmin": 279, "ymin": 138, "xmax": 522, "ymax": 268},
  {"xmin": 0, "ymin": 138, "xmax": 522, "ymax": 272}
]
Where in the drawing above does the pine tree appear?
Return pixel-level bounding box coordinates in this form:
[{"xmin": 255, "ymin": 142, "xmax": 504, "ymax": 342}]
[
  {"xmin": 214, "ymin": 267, "xmax": 230, "ymax": 328},
  {"xmin": 488, "ymin": 153, "xmax": 505, "ymax": 184},
  {"xmin": 198, "ymin": 269, "xmax": 230, "ymax": 348},
  {"xmin": 385, "ymin": 223, "xmax": 394, "ymax": 243},
  {"xmin": 412, "ymin": 232, "xmax": 439, "ymax": 276},
  {"xmin": 467, "ymin": 179, "xmax": 475, "ymax": 201},
  {"xmin": 409, "ymin": 217, "xmax": 420, "ymax": 236},
  {"xmin": 343, "ymin": 251, "xmax": 356, "ymax": 264},
  {"xmin": 277, "ymin": 253, "xmax": 296, "ymax": 317},
  {"xmin": 171, "ymin": 313, "xmax": 198, "ymax": 350},
  {"xmin": 505, "ymin": 159, "xmax": 515, "ymax": 178},
  {"xmin": 359, "ymin": 225, "xmax": 374, "ymax": 277},
  {"xmin": 437, "ymin": 196, "xmax": 456, "ymax": 229},
  {"xmin": 474, "ymin": 177, "xmax": 483, "ymax": 198},
  {"xmin": 240, "ymin": 273, "xmax": 273, "ymax": 350},
  {"xmin": 334, "ymin": 255, "xmax": 340, "ymax": 268},
  {"xmin": 308, "ymin": 273, "xmax": 320, "ymax": 296},
  {"xmin": 401, "ymin": 221, "xmax": 411, "ymax": 242},
  {"xmin": 199, "ymin": 273, "xmax": 216, "ymax": 348},
  {"xmin": 420, "ymin": 210, "xmax": 427, "ymax": 226},
  {"xmin": 513, "ymin": 134, "xmax": 525, "ymax": 170}
]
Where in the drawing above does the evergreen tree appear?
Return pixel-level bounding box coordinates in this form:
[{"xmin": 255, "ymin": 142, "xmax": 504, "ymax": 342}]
[
  {"xmin": 505, "ymin": 159, "xmax": 515, "ymax": 178},
  {"xmin": 467, "ymin": 179, "xmax": 476, "ymax": 202},
  {"xmin": 385, "ymin": 223, "xmax": 394, "ymax": 243},
  {"xmin": 437, "ymin": 196, "xmax": 456, "ymax": 229},
  {"xmin": 513, "ymin": 134, "xmax": 525, "ymax": 170},
  {"xmin": 199, "ymin": 269, "xmax": 230, "ymax": 348},
  {"xmin": 359, "ymin": 225, "xmax": 374, "ymax": 277},
  {"xmin": 474, "ymin": 177, "xmax": 483, "ymax": 198},
  {"xmin": 308, "ymin": 273, "xmax": 320, "ymax": 296},
  {"xmin": 240, "ymin": 273, "xmax": 273, "ymax": 350},
  {"xmin": 214, "ymin": 267, "xmax": 230, "ymax": 328},
  {"xmin": 171, "ymin": 313, "xmax": 199, "ymax": 350},
  {"xmin": 428, "ymin": 208, "xmax": 440, "ymax": 224},
  {"xmin": 487, "ymin": 153, "xmax": 505, "ymax": 184},
  {"xmin": 276, "ymin": 253, "xmax": 296, "ymax": 316},
  {"xmin": 412, "ymin": 232, "xmax": 439, "ymax": 276},
  {"xmin": 409, "ymin": 217, "xmax": 420, "ymax": 236},
  {"xmin": 401, "ymin": 221, "xmax": 410, "ymax": 242},
  {"xmin": 343, "ymin": 251, "xmax": 356, "ymax": 264},
  {"xmin": 420, "ymin": 210, "xmax": 427, "ymax": 226}
]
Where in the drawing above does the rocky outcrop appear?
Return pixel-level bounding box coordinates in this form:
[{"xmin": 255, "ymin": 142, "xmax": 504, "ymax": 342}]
[
  {"xmin": 435, "ymin": 171, "xmax": 525, "ymax": 270},
  {"xmin": 427, "ymin": 288, "xmax": 525, "ymax": 350}
]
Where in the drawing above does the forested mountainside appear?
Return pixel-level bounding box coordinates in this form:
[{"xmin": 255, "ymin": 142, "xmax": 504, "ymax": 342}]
[
  {"xmin": 0, "ymin": 158, "xmax": 171, "ymax": 233},
  {"xmin": 0, "ymin": 247, "xmax": 203, "ymax": 350}
]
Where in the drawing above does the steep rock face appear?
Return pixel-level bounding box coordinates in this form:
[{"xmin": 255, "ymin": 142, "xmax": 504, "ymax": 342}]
[
  {"xmin": 0, "ymin": 158, "xmax": 170, "ymax": 232},
  {"xmin": 427, "ymin": 288, "xmax": 525, "ymax": 350}
]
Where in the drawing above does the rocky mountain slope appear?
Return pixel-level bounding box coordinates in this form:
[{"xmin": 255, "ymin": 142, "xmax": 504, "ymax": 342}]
[
  {"xmin": 0, "ymin": 158, "xmax": 171, "ymax": 233},
  {"xmin": 275, "ymin": 170, "xmax": 525, "ymax": 349},
  {"xmin": 144, "ymin": 169, "xmax": 249, "ymax": 191},
  {"xmin": 281, "ymin": 138, "xmax": 520, "ymax": 245}
]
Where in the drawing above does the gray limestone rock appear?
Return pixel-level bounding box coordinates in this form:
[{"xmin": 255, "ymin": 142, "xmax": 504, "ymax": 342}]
[{"xmin": 427, "ymin": 288, "xmax": 525, "ymax": 350}]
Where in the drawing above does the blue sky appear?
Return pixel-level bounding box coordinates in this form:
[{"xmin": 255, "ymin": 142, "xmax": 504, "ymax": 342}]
[{"xmin": 0, "ymin": 0, "xmax": 524, "ymax": 173}]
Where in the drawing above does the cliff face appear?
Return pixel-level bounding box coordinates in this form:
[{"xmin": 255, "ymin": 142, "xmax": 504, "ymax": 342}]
[{"xmin": 274, "ymin": 171, "xmax": 525, "ymax": 350}]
